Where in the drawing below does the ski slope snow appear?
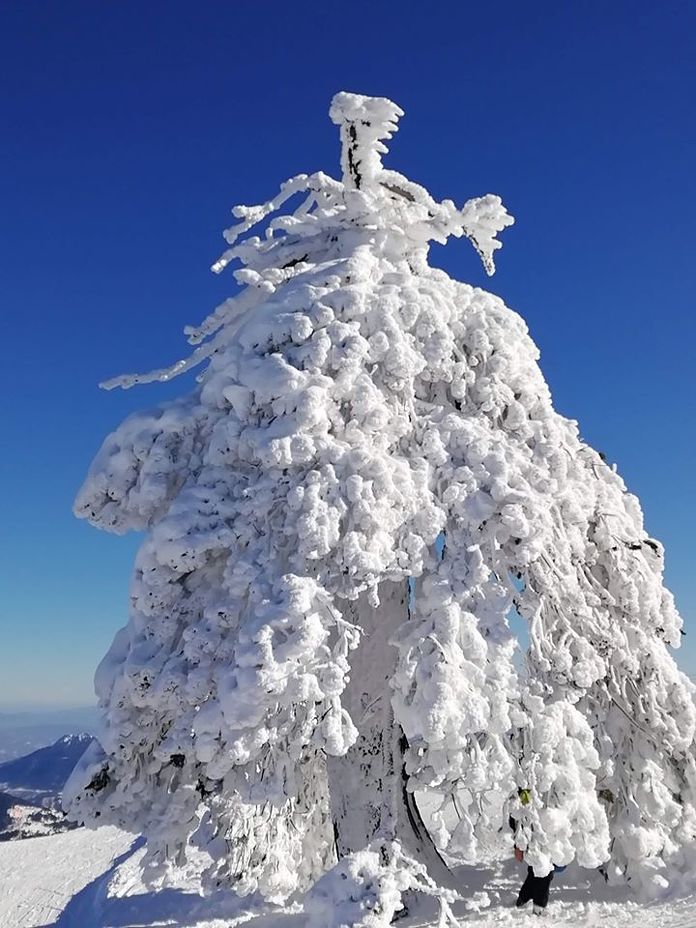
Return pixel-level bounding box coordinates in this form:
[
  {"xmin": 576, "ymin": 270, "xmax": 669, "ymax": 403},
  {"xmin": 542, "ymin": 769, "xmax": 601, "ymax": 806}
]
[
  {"xmin": 0, "ymin": 826, "xmax": 132, "ymax": 927},
  {"xmin": 2, "ymin": 825, "xmax": 696, "ymax": 927}
]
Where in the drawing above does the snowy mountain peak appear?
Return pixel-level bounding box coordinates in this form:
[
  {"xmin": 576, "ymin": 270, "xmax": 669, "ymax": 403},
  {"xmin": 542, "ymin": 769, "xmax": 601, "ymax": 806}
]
[
  {"xmin": 58, "ymin": 733, "xmax": 92, "ymax": 746},
  {"xmin": 0, "ymin": 732, "xmax": 94, "ymax": 794}
]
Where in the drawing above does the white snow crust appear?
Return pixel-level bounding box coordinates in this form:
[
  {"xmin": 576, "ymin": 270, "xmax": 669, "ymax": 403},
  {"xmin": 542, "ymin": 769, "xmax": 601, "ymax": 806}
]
[{"xmin": 4, "ymin": 827, "xmax": 696, "ymax": 928}]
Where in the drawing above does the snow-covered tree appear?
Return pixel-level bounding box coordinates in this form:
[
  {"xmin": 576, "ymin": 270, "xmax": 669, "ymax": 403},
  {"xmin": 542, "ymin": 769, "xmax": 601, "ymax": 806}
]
[{"xmin": 65, "ymin": 92, "xmax": 696, "ymax": 920}]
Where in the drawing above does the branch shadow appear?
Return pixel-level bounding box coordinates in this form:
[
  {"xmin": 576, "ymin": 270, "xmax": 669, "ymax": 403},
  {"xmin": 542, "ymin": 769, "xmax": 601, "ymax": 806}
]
[
  {"xmin": 33, "ymin": 837, "xmax": 142, "ymax": 928},
  {"xmin": 33, "ymin": 836, "xmax": 302, "ymax": 928}
]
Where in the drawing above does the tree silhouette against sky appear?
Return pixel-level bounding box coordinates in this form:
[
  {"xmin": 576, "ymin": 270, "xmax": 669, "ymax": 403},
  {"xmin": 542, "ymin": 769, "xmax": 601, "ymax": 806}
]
[{"xmin": 66, "ymin": 93, "xmax": 696, "ymax": 923}]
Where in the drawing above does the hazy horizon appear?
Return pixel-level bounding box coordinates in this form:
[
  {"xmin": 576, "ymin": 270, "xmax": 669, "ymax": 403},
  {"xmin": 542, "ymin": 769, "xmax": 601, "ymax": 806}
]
[{"xmin": 0, "ymin": 702, "xmax": 97, "ymax": 715}]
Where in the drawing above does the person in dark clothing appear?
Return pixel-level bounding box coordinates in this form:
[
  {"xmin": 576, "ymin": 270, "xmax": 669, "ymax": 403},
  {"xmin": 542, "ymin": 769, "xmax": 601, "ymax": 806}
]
[
  {"xmin": 515, "ymin": 864, "xmax": 554, "ymax": 911},
  {"xmin": 509, "ymin": 792, "xmax": 564, "ymax": 914}
]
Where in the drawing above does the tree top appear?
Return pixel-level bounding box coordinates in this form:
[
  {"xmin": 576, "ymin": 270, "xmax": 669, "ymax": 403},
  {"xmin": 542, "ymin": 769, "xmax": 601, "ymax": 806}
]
[{"xmin": 329, "ymin": 92, "xmax": 404, "ymax": 189}]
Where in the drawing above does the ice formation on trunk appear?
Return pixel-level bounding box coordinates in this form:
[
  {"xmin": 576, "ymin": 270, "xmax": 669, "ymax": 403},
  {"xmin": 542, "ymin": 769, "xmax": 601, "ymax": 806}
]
[{"xmin": 65, "ymin": 92, "xmax": 696, "ymax": 914}]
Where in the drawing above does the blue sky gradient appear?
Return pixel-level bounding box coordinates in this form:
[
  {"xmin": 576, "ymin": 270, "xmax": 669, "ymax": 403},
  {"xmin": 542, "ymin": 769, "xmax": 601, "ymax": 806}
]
[{"xmin": 1, "ymin": 1, "xmax": 694, "ymax": 708}]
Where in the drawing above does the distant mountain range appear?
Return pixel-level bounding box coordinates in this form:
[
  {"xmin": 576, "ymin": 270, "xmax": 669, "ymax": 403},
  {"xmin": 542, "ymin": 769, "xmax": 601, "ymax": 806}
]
[
  {"xmin": 0, "ymin": 733, "xmax": 93, "ymax": 794},
  {"xmin": 0, "ymin": 734, "xmax": 94, "ymax": 842},
  {"xmin": 0, "ymin": 706, "xmax": 99, "ymax": 762}
]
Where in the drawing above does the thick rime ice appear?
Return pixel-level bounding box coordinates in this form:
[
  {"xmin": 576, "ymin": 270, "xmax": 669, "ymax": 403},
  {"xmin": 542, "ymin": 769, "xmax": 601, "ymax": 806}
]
[
  {"xmin": 304, "ymin": 842, "xmax": 457, "ymax": 928},
  {"xmin": 65, "ymin": 91, "xmax": 696, "ymax": 915}
]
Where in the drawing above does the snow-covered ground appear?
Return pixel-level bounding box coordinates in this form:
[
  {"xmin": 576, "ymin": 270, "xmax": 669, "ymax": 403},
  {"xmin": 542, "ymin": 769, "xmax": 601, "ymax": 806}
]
[
  {"xmin": 0, "ymin": 826, "xmax": 132, "ymax": 927},
  {"xmin": 2, "ymin": 827, "xmax": 696, "ymax": 928}
]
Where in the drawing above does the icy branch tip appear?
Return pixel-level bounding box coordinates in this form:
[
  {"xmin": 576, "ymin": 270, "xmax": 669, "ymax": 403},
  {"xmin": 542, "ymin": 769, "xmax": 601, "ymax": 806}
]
[{"xmin": 329, "ymin": 92, "xmax": 404, "ymax": 190}]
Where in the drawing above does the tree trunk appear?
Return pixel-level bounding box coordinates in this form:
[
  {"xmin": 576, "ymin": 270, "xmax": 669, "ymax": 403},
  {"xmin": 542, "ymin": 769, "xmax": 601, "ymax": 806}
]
[{"xmin": 327, "ymin": 581, "xmax": 454, "ymax": 887}]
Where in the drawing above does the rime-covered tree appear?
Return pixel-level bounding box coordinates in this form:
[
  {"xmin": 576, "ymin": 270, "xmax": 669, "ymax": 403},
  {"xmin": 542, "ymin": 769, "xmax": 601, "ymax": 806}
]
[{"xmin": 66, "ymin": 93, "xmax": 696, "ymax": 922}]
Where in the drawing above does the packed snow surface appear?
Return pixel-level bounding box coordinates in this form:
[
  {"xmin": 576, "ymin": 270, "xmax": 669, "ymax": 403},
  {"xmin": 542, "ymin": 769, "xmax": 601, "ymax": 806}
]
[
  {"xmin": 2, "ymin": 827, "xmax": 696, "ymax": 927},
  {"xmin": 0, "ymin": 826, "xmax": 131, "ymax": 927}
]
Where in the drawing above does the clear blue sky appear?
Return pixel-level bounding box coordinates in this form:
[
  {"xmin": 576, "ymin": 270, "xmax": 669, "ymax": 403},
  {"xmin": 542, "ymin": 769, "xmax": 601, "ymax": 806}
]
[{"xmin": 0, "ymin": 1, "xmax": 694, "ymax": 708}]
